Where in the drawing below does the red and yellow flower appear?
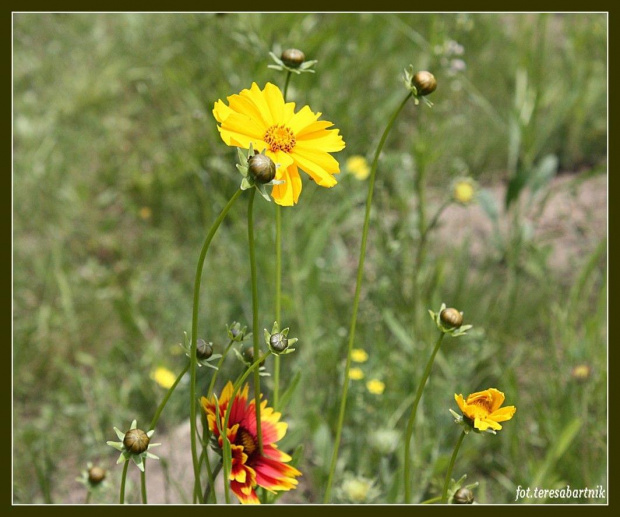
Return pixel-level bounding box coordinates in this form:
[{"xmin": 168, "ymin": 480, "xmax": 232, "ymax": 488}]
[
  {"xmin": 454, "ymin": 388, "xmax": 516, "ymax": 432},
  {"xmin": 201, "ymin": 382, "xmax": 301, "ymax": 504},
  {"xmin": 213, "ymin": 82, "xmax": 346, "ymax": 206}
]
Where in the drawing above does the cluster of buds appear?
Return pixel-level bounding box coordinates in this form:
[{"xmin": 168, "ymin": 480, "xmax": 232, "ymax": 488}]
[{"xmin": 269, "ymin": 48, "xmax": 318, "ymax": 74}]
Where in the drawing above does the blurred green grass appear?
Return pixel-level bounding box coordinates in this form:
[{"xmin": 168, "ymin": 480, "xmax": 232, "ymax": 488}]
[{"xmin": 13, "ymin": 12, "xmax": 606, "ymax": 504}]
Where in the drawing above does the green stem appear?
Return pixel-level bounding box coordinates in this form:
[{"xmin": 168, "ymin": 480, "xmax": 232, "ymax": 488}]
[
  {"xmin": 141, "ymin": 467, "xmax": 147, "ymax": 504},
  {"xmin": 247, "ymin": 189, "xmax": 263, "ymax": 453},
  {"xmin": 421, "ymin": 495, "xmax": 442, "ymax": 504},
  {"xmin": 85, "ymin": 491, "xmax": 92, "ymax": 504},
  {"xmin": 283, "ymin": 70, "xmax": 292, "ymax": 101},
  {"xmin": 149, "ymin": 362, "xmax": 190, "ymax": 431},
  {"xmin": 274, "ymin": 204, "xmax": 282, "ymax": 409},
  {"xmin": 404, "ymin": 332, "xmax": 445, "ymax": 503},
  {"xmin": 274, "ymin": 70, "xmax": 291, "ymax": 411},
  {"xmin": 220, "ymin": 351, "xmax": 272, "ymax": 503},
  {"xmin": 203, "ymin": 461, "xmax": 223, "ymax": 503},
  {"xmin": 200, "ymin": 339, "xmax": 238, "ymax": 504},
  {"xmin": 441, "ymin": 430, "xmax": 467, "ymax": 503},
  {"xmin": 119, "ymin": 460, "xmax": 129, "ymax": 504},
  {"xmin": 323, "ymin": 91, "xmax": 413, "ymax": 503},
  {"xmin": 416, "ymin": 199, "xmax": 451, "ymax": 270},
  {"xmin": 189, "ymin": 188, "xmax": 243, "ymax": 504}
]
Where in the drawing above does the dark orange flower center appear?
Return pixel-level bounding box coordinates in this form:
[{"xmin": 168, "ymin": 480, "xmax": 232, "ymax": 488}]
[
  {"xmin": 238, "ymin": 428, "xmax": 258, "ymax": 456},
  {"xmin": 470, "ymin": 398, "xmax": 492, "ymax": 413},
  {"xmin": 264, "ymin": 124, "xmax": 296, "ymax": 153}
]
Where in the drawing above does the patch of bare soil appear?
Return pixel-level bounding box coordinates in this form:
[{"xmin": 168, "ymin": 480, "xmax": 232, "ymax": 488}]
[{"xmin": 436, "ymin": 173, "xmax": 607, "ymax": 271}]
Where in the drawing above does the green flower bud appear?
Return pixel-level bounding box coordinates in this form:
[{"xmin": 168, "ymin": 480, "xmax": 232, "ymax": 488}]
[
  {"xmin": 412, "ymin": 71, "xmax": 437, "ymax": 96},
  {"xmin": 281, "ymin": 48, "xmax": 305, "ymax": 68},
  {"xmin": 269, "ymin": 332, "xmax": 289, "ymax": 353},
  {"xmin": 196, "ymin": 339, "xmax": 214, "ymax": 360},
  {"xmin": 88, "ymin": 466, "xmax": 106, "ymax": 485},
  {"xmin": 440, "ymin": 307, "xmax": 463, "ymax": 328},
  {"xmin": 242, "ymin": 345, "xmax": 265, "ymax": 366},
  {"xmin": 453, "ymin": 487, "xmax": 474, "ymax": 504},
  {"xmin": 248, "ymin": 153, "xmax": 276, "ymax": 184},
  {"xmin": 123, "ymin": 428, "xmax": 150, "ymax": 454}
]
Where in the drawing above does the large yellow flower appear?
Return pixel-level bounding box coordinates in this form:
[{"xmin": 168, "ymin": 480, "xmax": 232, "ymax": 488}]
[
  {"xmin": 454, "ymin": 388, "xmax": 516, "ymax": 432},
  {"xmin": 213, "ymin": 82, "xmax": 346, "ymax": 206}
]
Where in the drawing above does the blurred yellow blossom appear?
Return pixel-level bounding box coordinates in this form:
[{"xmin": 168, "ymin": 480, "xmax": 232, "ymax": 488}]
[
  {"xmin": 452, "ymin": 178, "xmax": 476, "ymax": 205},
  {"xmin": 366, "ymin": 379, "xmax": 385, "ymax": 395},
  {"xmin": 346, "ymin": 155, "xmax": 370, "ymax": 180},
  {"xmin": 139, "ymin": 207, "xmax": 152, "ymax": 220},
  {"xmin": 349, "ymin": 367, "xmax": 364, "ymax": 380},
  {"xmin": 151, "ymin": 367, "xmax": 176, "ymax": 389},
  {"xmin": 571, "ymin": 364, "xmax": 591, "ymax": 382},
  {"xmin": 351, "ymin": 348, "xmax": 368, "ymax": 363}
]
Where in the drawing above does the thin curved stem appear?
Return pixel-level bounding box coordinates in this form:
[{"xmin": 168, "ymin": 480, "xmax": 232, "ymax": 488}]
[
  {"xmin": 415, "ymin": 198, "xmax": 452, "ymax": 274},
  {"xmin": 219, "ymin": 351, "xmax": 272, "ymax": 503},
  {"xmin": 189, "ymin": 188, "xmax": 243, "ymax": 504},
  {"xmin": 149, "ymin": 362, "xmax": 190, "ymax": 431},
  {"xmin": 274, "ymin": 205, "xmax": 282, "ymax": 409},
  {"xmin": 283, "ymin": 71, "xmax": 292, "ymax": 101},
  {"xmin": 119, "ymin": 460, "xmax": 129, "ymax": 504},
  {"xmin": 247, "ymin": 189, "xmax": 263, "ymax": 453},
  {"xmin": 404, "ymin": 331, "xmax": 445, "ymax": 503},
  {"xmin": 141, "ymin": 467, "xmax": 147, "ymax": 504},
  {"xmin": 85, "ymin": 490, "xmax": 92, "ymax": 504},
  {"xmin": 442, "ymin": 430, "xmax": 467, "ymax": 503},
  {"xmin": 323, "ymin": 91, "xmax": 413, "ymax": 503}
]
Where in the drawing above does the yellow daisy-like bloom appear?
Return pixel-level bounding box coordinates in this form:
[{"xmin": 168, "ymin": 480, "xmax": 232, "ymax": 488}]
[
  {"xmin": 213, "ymin": 82, "xmax": 346, "ymax": 206},
  {"xmin": 150, "ymin": 367, "xmax": 177, "ymax": 389},
  {"xmin": 346, "ymin": 155, "xmax": 370, "ymax": 181},
  {"xmin": 351, "ymin": 348, "xmax": 369, "ymax": 363},
  {"xmin": 349, "ymin": 367, "xmax": 364, "ymax": 380},
  {"xmin": 366, "ymin": 379, "xmax": 385, "ymax": 395},
  {"xmin": 455, "ymin": 388, "xmax": 516, "ymax": 432}
]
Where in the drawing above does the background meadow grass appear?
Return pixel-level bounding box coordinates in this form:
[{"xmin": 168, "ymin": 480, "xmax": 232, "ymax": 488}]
[{"xmin": 13, "ymin": 12, "xmax": 607, "ymax": 504}]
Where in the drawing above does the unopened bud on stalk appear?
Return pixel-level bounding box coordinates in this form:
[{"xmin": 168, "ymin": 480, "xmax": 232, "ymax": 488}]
[
  {"xmin": 453, "ymin": 487, "xmax": 475, "ymax": 504},
  {"xmin": 88, "ymin": 466, "xmax": 106, "ymax": 485},
  {"xmin": 123, "ymin": 428, "xmax": 150, "ymax": 454},
  {"xmin": 412, "ymin": 71, "xmax": 437, "ymax": 96},
  {"xmin": 196, "ymin": 339, "xmax": 214, "ymax": 360},
  {"xmin": 248, "ymin": 153, "xmax": 277, "ymax": 184},
  {"xmin": 440, "ymin": 307, "xmax": 464, "ymax": 328},
  {"xmin": 281, "ymin": 48, "xmax": 305, "ymax": 68}
]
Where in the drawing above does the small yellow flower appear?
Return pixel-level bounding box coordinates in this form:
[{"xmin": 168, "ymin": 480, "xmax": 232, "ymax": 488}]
[
  {"xmin": 346, "ymin": 155, "xmax": 370, "ymax": 180},
  {"xmin": 455, "ymin": 388, "xmax": 516, "ymax": 432},
  {"xmin": 452, "ymin": 178, "xmax": 476, "ymax": 205},
  {"xmin": 151, "ymin": 367, "xmax": 177, "ymax": 389},
  {"xmin": 366, "ymin": 379, "xmax": 385, "ymax": 395},
  {"xmin": 351, "ymin": 348, "xmax": 369, "ymax": 363},
  {"xmin": 571, "ymin": 364, "xmax": 591, "ymax": 382},
  {"xmin": 349, "ymin": 367, "xmax": 364, "ymax": 380},
  {"xmin": 139, "ymin": 207, "xmax": 152, "ymax": 220}
]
